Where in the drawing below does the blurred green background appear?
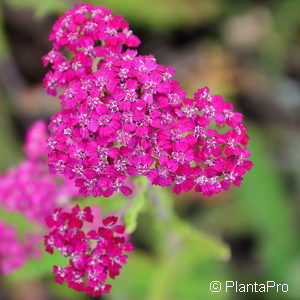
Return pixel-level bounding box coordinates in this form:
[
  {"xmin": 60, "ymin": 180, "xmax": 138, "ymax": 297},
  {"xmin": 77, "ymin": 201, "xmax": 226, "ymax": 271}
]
[{"xmin": 0, "ymin": 0, "xmax": 300, "ymax": 299}]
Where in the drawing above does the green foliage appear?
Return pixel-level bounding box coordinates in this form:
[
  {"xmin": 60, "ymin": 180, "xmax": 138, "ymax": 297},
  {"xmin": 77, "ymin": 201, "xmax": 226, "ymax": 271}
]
[
  {"xmin": 5, "ymin": 0, "xmax": 68, "ymax": 18},
  {"xmin": 152, "ymin": 186, "xmax": 230, "ymax": 261},
  {"xmin": 107, "ymin": 252, "xmax": 156, "ymax": 300},
  {"xmin": 91, "ymin": 0, "xmax": 221, "ymax": 31},
  {"xmin": 236, "ymin": 126, "xmax": 300, "ymax": 296},
  {"xmin": 147, "ymin": 255, "xmax": 230, "ymax": 300},
  {"xmin": 0, "ymin": 207, "xmax": 34, "ymax": 237},
  {"xmin": 124, "ymin": 177, "xmax": 148, "ymax": 233},
  {"xmin": 5, "ymin": 0, "xmax": 222, "ymax": 30},
  {"xmin": 143, "ymin": 187, "xmax": 229, "ymax": 299},
  {"xmin": 109, "ymin": 244, "xmax": 230, "ymax": 300},
  {"xmin": 108, "ymin": 186, "xmax": 230, "ymax": 300},
  {"xmin": 9, "ymin": 252, "xmax": 68, "ymax": 281},
  {"xmin": 75, "ymin": 194, "xmax": 126, "ymax": 215}
]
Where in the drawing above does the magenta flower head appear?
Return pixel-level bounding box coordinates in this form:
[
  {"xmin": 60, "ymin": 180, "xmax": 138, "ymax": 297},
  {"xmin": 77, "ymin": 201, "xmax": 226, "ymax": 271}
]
[
  {"xmin": 44, "ymin": 205, "xmax": 133, "ymax": 297},
  {"xmin": 44, "ymin": 2, "xmax": 253, "ymax": 199},
  {"xmin": 0, "ymin": 120, "xmax": 78, "ymax": 224},
  {"xmin": 0, "ymin": 220, "xmax": 39, "ymax": 275}
]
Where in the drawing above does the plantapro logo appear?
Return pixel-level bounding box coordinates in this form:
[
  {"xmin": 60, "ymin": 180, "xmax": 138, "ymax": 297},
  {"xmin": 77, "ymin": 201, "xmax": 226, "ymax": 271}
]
[{"xmin": 210, "ymin": 281, "xmax": 289, "ymax": 293}]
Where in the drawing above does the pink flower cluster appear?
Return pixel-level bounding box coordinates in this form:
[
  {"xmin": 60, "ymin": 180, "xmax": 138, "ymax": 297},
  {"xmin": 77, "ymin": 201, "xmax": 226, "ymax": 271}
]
[
  {"xmin": 0, "ymin": 121, "xmax": 79, "ymax": 274},
  {"xmin": 43, "ymin": 3, "xmax": 140, "ymax": 97},
  {"xmin": 44, "ymin": 205, "xmax": 133, "ymax": 297},
  {"xmin": 0, "ymin": 220, "xmax": 39, "ymax": 274},
  {"xmin": 44, "ymin": 3, "xmax": 253, "ymax": 198},
  {"xmin": 0, "ymin": 121, "xmax": 78, "ymax": 224}
]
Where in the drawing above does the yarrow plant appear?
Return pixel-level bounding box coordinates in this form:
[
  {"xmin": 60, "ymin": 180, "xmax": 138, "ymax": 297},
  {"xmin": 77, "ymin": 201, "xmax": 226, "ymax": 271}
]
[
  {"xmin": 44, "ymin": 3, "xmax": 253, "ymax": 200},
  {"xmin": 40, "ymin": 3, "xmax": 254, "ymax": 296},
  {"xmin": 0, "ymin": 2, "xmax": 254, "ymax": 297}
]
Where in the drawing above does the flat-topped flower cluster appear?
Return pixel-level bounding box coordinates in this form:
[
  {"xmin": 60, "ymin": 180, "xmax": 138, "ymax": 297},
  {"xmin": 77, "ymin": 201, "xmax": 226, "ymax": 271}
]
[
  {"xmin": 45, "ymin": 205, "xmax": 133, "ymax": 297},
  {"xmin": 44, "ymin": 3, "xmax": 253, "ymax": 199}
]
